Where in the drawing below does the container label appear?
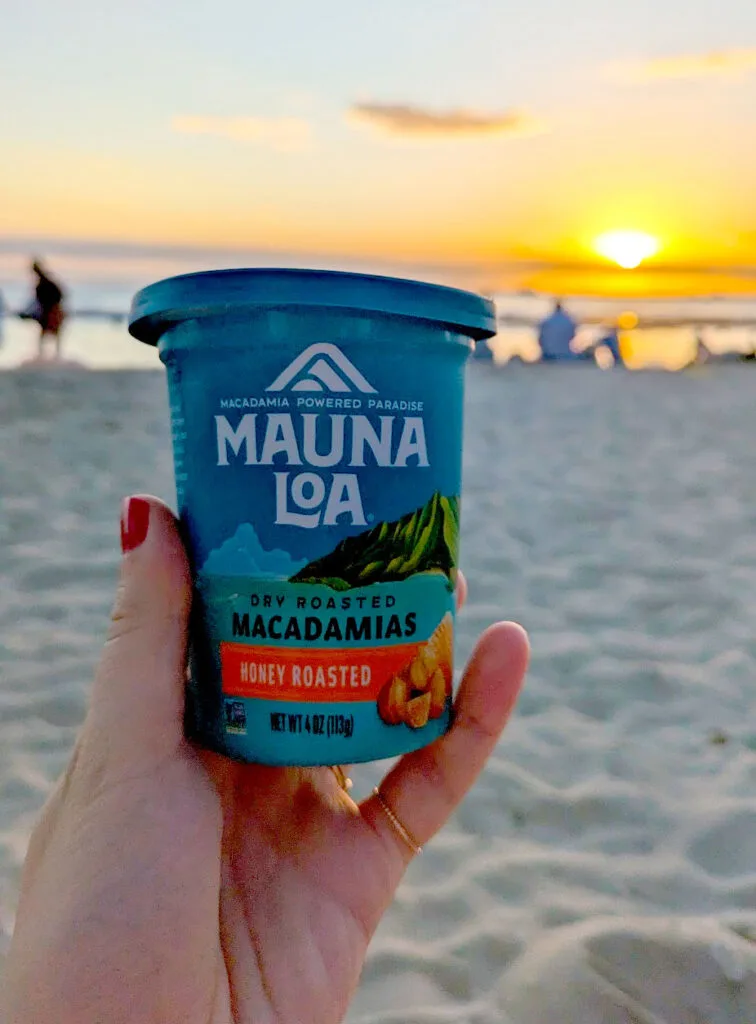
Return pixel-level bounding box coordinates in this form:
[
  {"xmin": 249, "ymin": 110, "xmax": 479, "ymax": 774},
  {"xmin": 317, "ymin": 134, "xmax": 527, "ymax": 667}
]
[{"xmin": 173, "ymin": 332, "xmax": 467, "ymax": 764}]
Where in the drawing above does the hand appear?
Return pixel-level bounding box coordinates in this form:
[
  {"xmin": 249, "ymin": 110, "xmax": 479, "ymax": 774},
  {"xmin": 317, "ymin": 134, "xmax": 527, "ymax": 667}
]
[{"xmin": 2, "ymin": 496, "xmax": 529, "ymax": 1024}]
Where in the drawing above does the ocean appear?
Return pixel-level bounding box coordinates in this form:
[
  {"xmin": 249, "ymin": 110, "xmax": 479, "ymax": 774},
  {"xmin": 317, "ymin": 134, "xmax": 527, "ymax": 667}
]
[
  {"xmin": 2, "ymin": 297, "xmax": 755, "ymax": 374},
  {"xmin": 2, "ymin": 244, "xmax": 756, "ymax": 371}
]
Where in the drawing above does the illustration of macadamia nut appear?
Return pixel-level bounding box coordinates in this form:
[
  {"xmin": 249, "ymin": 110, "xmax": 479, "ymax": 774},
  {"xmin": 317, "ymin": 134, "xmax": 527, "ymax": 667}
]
[
  {"xmin": 377, "ymin": 614, "xmax": 454, "ymax": 728},
  {"xmin": 389, "ymin": 675, "xmax": 409, "ymax": 722},
  {"xmin": 428, "ymin": 668, "xmax": 447, "ymax": 718},
  {"xmin": 408, "ymin": 653, "xmax": 431, "ymax": 693},
  {"xmin": 425, "ymin": 613, "xmax": 453, "ymax": 689},
  {"xmin": 378, "ymin": 675, "xmax": 408, "ymax": 725},
  {"xmin": 405, "ymin": 692, "xmax": 431, "ymax": 729},
  {"xmin": 377, "ymin": 679, "xmax": 393, "ymax": 724}
]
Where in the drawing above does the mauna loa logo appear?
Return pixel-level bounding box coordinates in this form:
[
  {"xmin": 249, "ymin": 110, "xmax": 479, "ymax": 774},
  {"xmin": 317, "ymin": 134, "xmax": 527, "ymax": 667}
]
[
  {"xmin": 215, "ymin": 343, "xmax": 428, "ymax": 529},
  {"xmin": 266, "ymin": 343, "xmax": 377, "ymax": 395}
]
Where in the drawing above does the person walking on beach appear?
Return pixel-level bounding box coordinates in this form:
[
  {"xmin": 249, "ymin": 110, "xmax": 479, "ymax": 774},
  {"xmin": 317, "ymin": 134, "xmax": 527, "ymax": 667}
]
[{"xmin": 29, "ymin": 259, "xmax": 66, "ymax": 360}]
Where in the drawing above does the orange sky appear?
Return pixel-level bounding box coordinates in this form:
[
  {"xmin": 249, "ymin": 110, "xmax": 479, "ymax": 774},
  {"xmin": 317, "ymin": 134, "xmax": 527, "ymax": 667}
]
[{"xmin": 1, "ymin": 1, "xmax": 755, "ymax": 298}]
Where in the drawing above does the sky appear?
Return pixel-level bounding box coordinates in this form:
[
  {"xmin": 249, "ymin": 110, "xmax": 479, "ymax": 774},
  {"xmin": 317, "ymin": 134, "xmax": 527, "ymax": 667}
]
[{"xmin": 2, "ymin": 0, "xmax": 756, "ymax": 299}]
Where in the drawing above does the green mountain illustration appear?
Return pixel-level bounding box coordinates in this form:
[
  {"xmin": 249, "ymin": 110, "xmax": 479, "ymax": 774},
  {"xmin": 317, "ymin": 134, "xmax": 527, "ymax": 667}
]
[{"xmin": 290, "ymin": 492, "xmax": 459, "ymax": 590}]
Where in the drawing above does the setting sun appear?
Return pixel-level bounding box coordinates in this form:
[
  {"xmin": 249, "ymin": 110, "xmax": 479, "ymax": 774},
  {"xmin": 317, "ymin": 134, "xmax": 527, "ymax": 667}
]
[{"xmin": 594, "ymin": 231, "xmax": 660, "ymax": 270}]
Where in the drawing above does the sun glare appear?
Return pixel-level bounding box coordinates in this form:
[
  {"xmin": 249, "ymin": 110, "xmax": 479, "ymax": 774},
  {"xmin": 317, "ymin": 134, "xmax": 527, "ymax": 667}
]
[{"xmin": 594, "ymin": 231, "xmax": 660, "ymax": 270}]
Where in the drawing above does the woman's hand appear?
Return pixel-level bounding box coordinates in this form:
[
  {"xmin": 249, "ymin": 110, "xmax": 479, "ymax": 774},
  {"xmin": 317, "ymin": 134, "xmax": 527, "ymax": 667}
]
[{"xmin": 2, "ymin": 495, "xmax": 528, "ymax": 1024}]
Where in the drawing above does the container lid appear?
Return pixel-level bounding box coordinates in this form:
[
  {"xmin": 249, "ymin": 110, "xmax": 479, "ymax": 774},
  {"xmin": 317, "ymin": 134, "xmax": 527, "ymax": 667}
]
[{"xmin": 128, "ymin": 268, "xmax": 497, "ymax": 344}]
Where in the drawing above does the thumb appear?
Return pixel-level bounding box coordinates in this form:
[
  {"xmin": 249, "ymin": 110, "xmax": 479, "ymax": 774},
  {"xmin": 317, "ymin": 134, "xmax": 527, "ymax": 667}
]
[{"xmin": 88, "ymin": 495, "xmax": 192, "ymax": 766}]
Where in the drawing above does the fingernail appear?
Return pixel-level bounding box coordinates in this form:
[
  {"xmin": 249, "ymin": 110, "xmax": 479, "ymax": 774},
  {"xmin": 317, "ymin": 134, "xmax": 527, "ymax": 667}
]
[{"xmin": 120, "ymin": 497, "xmax": 150, "ymax": 553}]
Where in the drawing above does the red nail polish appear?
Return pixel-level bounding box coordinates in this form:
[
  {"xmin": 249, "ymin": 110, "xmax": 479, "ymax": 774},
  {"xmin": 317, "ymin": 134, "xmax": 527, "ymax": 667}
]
[{"xmin": 120, "ymin": 497, "xmax": 150, "ymax": 553}]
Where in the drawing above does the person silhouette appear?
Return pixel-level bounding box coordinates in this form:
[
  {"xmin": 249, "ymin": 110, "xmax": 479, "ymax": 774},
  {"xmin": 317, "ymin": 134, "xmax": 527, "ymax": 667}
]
[
  {"xmin": 600, "ymin": 325, "xmax": 624, "ymax": 366},
  {"xmin": 30, "ymin": 259, "xmax": 66, "ymax": 360},
  {"xmin": 538, "ymin": 300, "xmax": 578, "ymax": 361}
]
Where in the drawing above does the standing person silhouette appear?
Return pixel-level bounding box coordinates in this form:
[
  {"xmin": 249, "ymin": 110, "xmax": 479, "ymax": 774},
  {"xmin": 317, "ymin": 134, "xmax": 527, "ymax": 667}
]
[{"xmin": 30, "ymin": 259, "xmax": 66, "ymax": 360}]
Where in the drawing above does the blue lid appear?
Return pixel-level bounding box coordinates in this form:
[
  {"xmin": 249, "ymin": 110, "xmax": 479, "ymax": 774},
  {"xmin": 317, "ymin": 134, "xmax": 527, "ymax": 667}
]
[{"xmin": 128, "ymin": 268, "xmax": 496, "ymax": 344}]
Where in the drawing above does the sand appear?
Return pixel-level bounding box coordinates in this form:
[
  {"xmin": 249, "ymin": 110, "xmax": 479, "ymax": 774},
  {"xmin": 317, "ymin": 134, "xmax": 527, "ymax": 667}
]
[{"xmin": 2, "ymin": 359, "xmax": 756, "ymax": 1022}]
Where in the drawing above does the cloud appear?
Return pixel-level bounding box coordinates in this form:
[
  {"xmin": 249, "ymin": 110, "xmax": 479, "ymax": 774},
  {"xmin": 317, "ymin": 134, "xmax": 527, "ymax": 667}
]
[
  {"xmin": 609, "ymin": 47, "xmax": 756, "ymax": 82},
  {"xmin": 347, "ymin": 103, "xmax": 546, "ymax": 140},
  {"xmin": 172, "ymin": 116, "xmax": 311, "ymax": 150}
]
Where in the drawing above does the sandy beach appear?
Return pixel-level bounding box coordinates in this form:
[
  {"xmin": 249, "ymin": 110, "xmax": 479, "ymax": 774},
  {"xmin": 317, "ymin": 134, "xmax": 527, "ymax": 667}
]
[{"xmin": 2, "ymin": 360, "xmax": 756, "ymax": 1021}]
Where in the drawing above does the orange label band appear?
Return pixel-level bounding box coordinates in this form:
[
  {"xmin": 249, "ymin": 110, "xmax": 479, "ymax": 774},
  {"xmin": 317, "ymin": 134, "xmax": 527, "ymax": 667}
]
[{"xmin": 221, "ymin": 641, "xmax": 423, "ymax": 702}]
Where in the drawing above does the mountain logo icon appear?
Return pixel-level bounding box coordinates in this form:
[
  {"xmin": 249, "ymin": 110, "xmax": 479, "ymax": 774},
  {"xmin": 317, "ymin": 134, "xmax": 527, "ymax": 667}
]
[{"xmin": 266, "ymin": 343, "xmax": 377, "ymax": 394}]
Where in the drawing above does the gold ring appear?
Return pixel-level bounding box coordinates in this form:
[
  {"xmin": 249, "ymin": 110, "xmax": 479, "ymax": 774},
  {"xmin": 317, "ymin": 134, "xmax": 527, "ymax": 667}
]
[
  {"xmin": 373, "ymin": 787, "xmax": 422, "ymax": 856},
  {"xmin": 330, "ymin": 765, "xmax": 353, "ymax": 792}
]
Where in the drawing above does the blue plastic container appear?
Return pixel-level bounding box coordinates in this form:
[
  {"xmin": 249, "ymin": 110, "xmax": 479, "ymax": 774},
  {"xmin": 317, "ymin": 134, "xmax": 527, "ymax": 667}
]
[{"xmin": 129, "ymin": 268, "xmax": 496, "ymax": 765}]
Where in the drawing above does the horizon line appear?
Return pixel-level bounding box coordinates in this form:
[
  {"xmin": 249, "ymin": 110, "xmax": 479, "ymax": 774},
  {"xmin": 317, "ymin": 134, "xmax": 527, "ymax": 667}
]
[{"xmin": 1, "ymin": 234, "xmax": 755, "ymax": 280}]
